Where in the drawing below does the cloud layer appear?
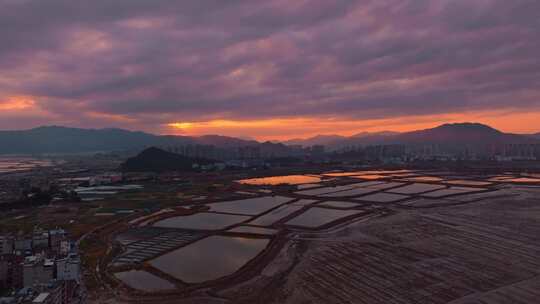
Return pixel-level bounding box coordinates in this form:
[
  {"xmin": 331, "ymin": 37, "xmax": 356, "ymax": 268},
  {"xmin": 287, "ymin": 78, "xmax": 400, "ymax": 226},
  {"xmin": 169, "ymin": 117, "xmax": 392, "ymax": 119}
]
[{"xmin": 1, "ymin": 0, "xmax": 539, "ymax": 137}]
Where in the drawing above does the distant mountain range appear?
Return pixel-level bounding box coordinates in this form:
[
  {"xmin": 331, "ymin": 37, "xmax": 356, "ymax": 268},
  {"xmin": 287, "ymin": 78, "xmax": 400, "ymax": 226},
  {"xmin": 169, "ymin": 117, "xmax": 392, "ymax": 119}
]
[
  {"xmin": 285, "ymin": 123, "xmax": 539, "ymax": 150},
  {"xmin": 0, "ymin": 123, "xmax": 537, "ymax": 155},
  {"xmin": 0, "ymin": 126, "xmax": 257, "ymax": 154},
  {"xmin": 283, "ymin": 131, "xmax": 399, "ymax": 147}
]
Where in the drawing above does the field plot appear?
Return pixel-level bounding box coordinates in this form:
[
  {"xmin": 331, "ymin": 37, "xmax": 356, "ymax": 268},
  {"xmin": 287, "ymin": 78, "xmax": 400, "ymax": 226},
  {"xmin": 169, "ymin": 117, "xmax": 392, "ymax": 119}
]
[
  {"xmin": 400, "ymin": 176, "xmax": 445, "ymax": 182},
  {"xmin": 115, "ymin": 227, "xmax": 168, "ymax": 245},
  {"xmin": 227, "ymin": 226, "xmax": 277, "ymax": 235},
  {"xmin": 362, "ymin": 181, "xmax": 404, "ymax": 190},
  {"xmin": 421, "ymin": 187, "xmax": 487, "ymax": 198},
  {"xmin": 322, "ymin": 171, "xmax": 372, "ymax": 177},
  {"xmin": 153, "ymin": 213, "xmax": 250, "ymax": 230},
  {"xmin": 237, "ymin": 175, "xmax": 321, "ymax": 185},
  {"xmin": 285, "ymin": 207, "xmax": 364, "ymax": 228},
  {"xmin": 297, "ymin": 183, "xmax": 323, "ymax": 190},
  {"xmin": 356, "ymin": 192, "xmax": 410, "ymax": 203},
  {"xmin": 449, "ymin": 190, "xmax": 508, "ymax": 203},
  {"xmin": 249, "ymin": 204, "xmax": 305, "ymax": 226},
  {"xmin": 317, "ymin": 201, "xmax": 361, "ymax": 209},
  {"xmin": 149, "ymin": 236, "xmax": 269, "ymax": 283},
  {"xmin": 350, "ymin": 174, "xmax": 387, "ymax": 180},
  {"xmin": 389, "ymin": 183, "xmax": 447, "ymax": 194},
  {"xmin": 488, "ymin": 176, "xmax": 516, "ymax": 182},
  {"xmin": 291, "ymin": 199, "xmax": 318, "ymax": 206},
  {"xmin": 113, "ymin": 229, "xmax": 206, "ymax": 266},
  {"xmin": 208, "ymin": 196, "xmax": 293, "ymax": 215},
  {"xmin": 320, "ymin": 187, "xmax": 377, "ymax": 198},
  {"xmin": 114, "ymin": 270, "xmax": 176, "ymax": 292},
  {"xmin": 505, "ymin": 177, "xmax": 540, "ymax": 183},
  {"xmin": 445, "ymin": 180, "xmax": 493, "ymax": 187},
  {"xmin": 295, "ymin": 185, "xmax": 357, "ymax": 196},
  {"xmin": 295, "ymin": 182, "xmax": 384, "ymax": 196}
]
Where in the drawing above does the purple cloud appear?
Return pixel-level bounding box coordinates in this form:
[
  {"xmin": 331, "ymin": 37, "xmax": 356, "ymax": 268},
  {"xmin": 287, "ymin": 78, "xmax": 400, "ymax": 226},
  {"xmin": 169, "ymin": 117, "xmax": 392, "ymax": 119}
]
[{"xmin": 0, "ymin": 0, "xmax": 539, "ymax": 132}]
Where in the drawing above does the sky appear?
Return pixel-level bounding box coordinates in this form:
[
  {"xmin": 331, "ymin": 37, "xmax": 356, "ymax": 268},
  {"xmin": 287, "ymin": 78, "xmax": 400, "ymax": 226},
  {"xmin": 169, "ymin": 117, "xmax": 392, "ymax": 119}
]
[{"xmin": 0, "ymin": 0, "xmax": 539, "ymax": 141}]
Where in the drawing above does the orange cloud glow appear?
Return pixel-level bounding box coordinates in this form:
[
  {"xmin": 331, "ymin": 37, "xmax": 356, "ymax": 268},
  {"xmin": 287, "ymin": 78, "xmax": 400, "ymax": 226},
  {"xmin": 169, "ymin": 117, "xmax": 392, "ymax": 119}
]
[{"xmin": 0, "ymin": 96, "xmax": 36, "ymax": 111}]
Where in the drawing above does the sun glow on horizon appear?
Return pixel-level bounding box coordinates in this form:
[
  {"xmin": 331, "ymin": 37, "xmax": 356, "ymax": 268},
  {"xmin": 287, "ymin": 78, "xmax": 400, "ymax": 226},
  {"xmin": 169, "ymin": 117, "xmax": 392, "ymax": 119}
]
[{"xmin": 165, "ymin": 109, "xmax": 540, "ymax": 141}]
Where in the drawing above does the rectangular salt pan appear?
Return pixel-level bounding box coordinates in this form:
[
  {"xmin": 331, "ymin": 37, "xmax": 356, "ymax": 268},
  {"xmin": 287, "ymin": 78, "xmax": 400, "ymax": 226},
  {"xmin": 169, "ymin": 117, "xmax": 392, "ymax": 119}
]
[
  {"xmin": 153, "ymin": 213, "xmax": 250, "ymax": 230},
  {"xmin": 114, "ymin": 270, "xmax": 176, "ymax": 292},
  {"xmin": 295, "ymin": 182, "xmax": 382, "ymax": 196},
  {"xmin": 422, "ymin": 187, "xmax": 486, "ymax": 198},
  {"xmin": 320, "ymin": 187, "xmax": 377, "ymax": 198},
  {"xmin": 227, "ymin": 226, "xmax": 277, "ymax": 235},
  {"xmin": 149, "ymin": 236, "xmax": 269, "ymax": 284},
  {"xmin": 445, "ymin": 180, "xmax": 493, "ymax": 186},
  {"xmin": 356, "ymin": 192, "xmax": 410, "ymax": 203},
  {"xmin": 291, "ymin": 199, "xmax": 318, "ymax": 206},
  {"xmin": 318, "ymin": 201, "xmax": 361, "ymax": 209},
  {"xmin": 285, "ymin": 207, "xmax": 363, "ymax": 228},
  {"xmin": 295, "ymin": 185, "xmax": 356, "ymax": 196},
  {"xmin": 209, "ymin": 196, "xmax": 293, "ymax": 215},
  {"xmin": 363, "ymin": 182, "xmax": 404, "ymax": 190},
  {"xmin": 388, "ymin": 183, "xmax": 446, "ymax": 195},
  {"xmin": 237, "ymin": 175, "xmax": 321, "ymax": 185},
  {"xmin": 250, "ymin": 204, "xmax": 305, "ymax": 226}
]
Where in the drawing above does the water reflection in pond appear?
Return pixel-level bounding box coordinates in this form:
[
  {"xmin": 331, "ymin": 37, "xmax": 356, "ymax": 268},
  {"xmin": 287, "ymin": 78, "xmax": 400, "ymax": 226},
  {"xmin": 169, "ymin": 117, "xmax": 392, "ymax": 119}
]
[
  {"xmin": 249, "ymin": 204, "xmax": 304, "ymax": 226},
  {"xmin": 237, "ymin": 175, "xmax": 321, "ymax": 185},
  {"xmin": 285, "ymin": 207, "xmax": 363, "ymax": 228},
  {"xmin": 388, "ymin": 183, "xmax": 446, "ymax": 195},
  {"xmin": 149, "ymin": 236, "xmax": 269, "ymax": 283},
  {"xmin": 422, "ymin": 187, "xmax": 486, "ymax": 198},
  {"xmin": 153, "ymin": 213, "xmax": 250, "ymax": 230},
  {"xmin": 445, "ymin": 180, "xmax": 493, "ymax": 186},
  {"xmin": 209, "ymin": 196, "xmax": 293, "ymax": 215}
]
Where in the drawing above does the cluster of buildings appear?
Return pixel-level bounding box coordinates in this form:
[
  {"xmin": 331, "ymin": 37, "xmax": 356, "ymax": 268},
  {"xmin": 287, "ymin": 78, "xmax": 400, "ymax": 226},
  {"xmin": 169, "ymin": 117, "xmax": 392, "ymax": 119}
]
[
  {"xmin": 0, "ymin": 228, "xmax": 82, "ymax": 304},
  {"xmin": 334, "ymin": 143, "xmax": 540, "ymax": 163},
  {"xmin": 157, "ymin": 143, "xmax": 316, "ymax": 162}
]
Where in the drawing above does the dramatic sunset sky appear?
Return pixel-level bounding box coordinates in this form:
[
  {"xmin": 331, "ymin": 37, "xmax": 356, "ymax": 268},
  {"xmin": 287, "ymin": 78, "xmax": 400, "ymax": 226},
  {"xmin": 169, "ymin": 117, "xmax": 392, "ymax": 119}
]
[{"xmin": 0, "ymin": 0, "xmax": 539, "ymax": 140}]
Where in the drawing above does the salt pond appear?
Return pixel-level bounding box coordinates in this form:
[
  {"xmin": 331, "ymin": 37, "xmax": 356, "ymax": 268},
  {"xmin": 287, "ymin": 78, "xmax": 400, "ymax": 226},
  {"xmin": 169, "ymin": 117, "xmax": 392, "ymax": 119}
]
[
  {"xmin": 209, "ymin": 196, "xmax": 293, "ymax": 215},
  {"xmin": 153, "ymin": 213, "xmax": 250, "ymax": 230},
  {"xmin": 505, "ymin": 177, "xmax": 540, "ymax": 183},
  {"xmin": 285, "ymin": 207, "xmax": 363, "ymax": 228},
  {"xmin": 320, "ymin": 187, "xmax": 377, "ymax": 198},
  {"xmin": 297, "ymin": 183, "xmax": 323, "ymax": 190},
  {"xmin": 237, "ymin": 175, "xmax": 321, "ymax": 185},
  {"xmin": 114, "ymin": 270, "xmax": 176, "ymax": 291},
  {"xmin": 400, "ymin": 176, "xmax": 445, "ymax": 182},
  {"xmin": 291, "ymin": 199, "xmax": 318, "ymax": 206},
  {"xmin": 356, "ymin": 192, "xmax": 410, "ymax": 203},
  {"xmin": 388, "ymin": 183, "xmax": 446, "ymax": 195},
  {"xmin": 422, "ymin": 187, "xmax": 486, "ymax": 198},
  {"xmin": 318, "ymin": 201, "xmax": 361, "ymax": 209},
  {"xmin": 296, "ymin": 185, "xmax": 357, "ymax": 196},
  {"xmin": 445, "ymin": 180, "xmax": 493, "ymax": 187},
  {"xmin": 363, "ymin": 182, "xmax": 404, "ymax": 190},
  {"xmin": 249, "ymin": 204, "xmax": 304, "ymax": 226},
  {"xmin": 149, "ymin": 236, "xmax": 269, "ymax": 283},
  {"xmin": 351, "ymin": 174, "xmax": 388, "ymax": 180},
  {"xmin": 227, "ymin": 226, "xmax": 278, "ymax": 235}
]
